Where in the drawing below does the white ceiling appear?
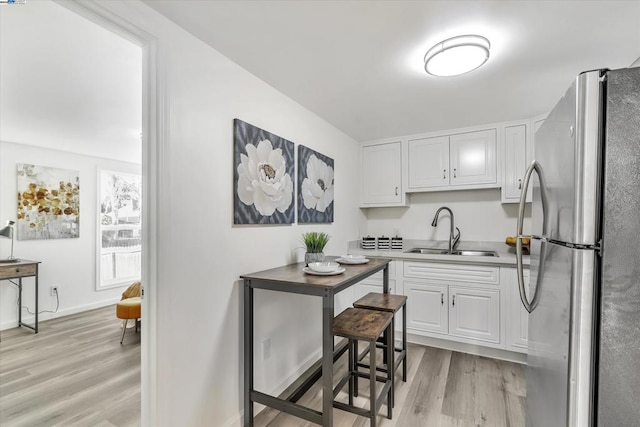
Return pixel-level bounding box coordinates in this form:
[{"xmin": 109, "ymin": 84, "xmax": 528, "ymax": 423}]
[
  {"xmin": 1, "ymin": 2, "xmax": 638, "ymax": 162},
  {"xmin": 144, "ymin": 0, "xmax": 640, "ymax": 142},
  {"xmin": 0, "ymin": 0, "xmax": 142, "ymax": 163}
]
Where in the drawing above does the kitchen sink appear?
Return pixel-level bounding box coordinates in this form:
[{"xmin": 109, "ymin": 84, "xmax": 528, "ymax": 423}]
[
  {"xmin": 405, "ymin": 248, "xmax": 451, "ymax": 255},
  {"xmin": 405, "ymin": 248, "xmax": 499, "ymax": 257}
]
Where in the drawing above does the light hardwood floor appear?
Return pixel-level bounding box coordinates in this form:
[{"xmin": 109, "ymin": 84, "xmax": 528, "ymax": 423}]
[
  {"xmin": 0, "ymin": 307, "xmax": 526, "ymax": 427},
  {"xmin": 0, "ymin": 305, "xmax": 140, "ymax": 427},
  {"xmin": 255, "ymin": 343, "xmax": 526, "ymax": 427}
]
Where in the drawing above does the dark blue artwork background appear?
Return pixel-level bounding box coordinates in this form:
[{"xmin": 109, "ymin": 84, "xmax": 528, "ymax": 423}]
[
  {"xmin": 297, "ymin": 145, "xmax": 334, "ymax": 224},
  {"xmin": 233, "ymin": 119, "xmax": 295, "ymax": 224}
]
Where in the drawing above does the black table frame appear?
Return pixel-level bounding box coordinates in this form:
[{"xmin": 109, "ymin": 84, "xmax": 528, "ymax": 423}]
[
  {"xmin": 0, "ymin": 259, "xmax": 40, "ymax": 333},
  {"xmin": 242, "ymin": 258, "xmax": 391, "ymax": 426}
]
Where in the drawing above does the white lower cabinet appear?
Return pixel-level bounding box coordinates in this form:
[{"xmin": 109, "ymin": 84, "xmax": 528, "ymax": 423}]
[
  {"xmin": 504, "ymin": 267, "xmax": 530, "ymax": 353},
  {"xmin": 403, "ymin": 261, "xmax": 504, "ymax": 349},
  {"xmin": 448, "ymin": 286, "xmax": 500, "ymax": 344},
  {"xmin": 404, "ymin": 281, "xmax": 448, "ymax": 335}
]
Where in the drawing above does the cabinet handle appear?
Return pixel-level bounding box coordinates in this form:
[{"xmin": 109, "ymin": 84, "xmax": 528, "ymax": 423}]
[
  {"xmin": 453, "ymin": 168, "xmax": 457, "ymax": 178},
  {"xmin": 452, "ymin": 295, "xmax": 455, "ymax": 307},
  {"xmin": 395, "ymin": 186, "xmax": 398, "ymax": 196},
  {"xmin": 443, "ymin": 169, "xmax": 446, "ymax": 179},
  {"xmin": 518, "ymin": 179, "xmax": 522, "ymax": 190},
  {"xmin": 441, "ymin": 293, "xmax": 444, "ymax": 305}
]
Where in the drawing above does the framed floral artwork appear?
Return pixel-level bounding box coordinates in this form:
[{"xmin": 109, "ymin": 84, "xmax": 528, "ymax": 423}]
[
  {"xmin": 234, "ymin": 119, "xmax": 295, "ymax": 224},
  {"xmin": 16, "ymin": 164, "xmax": 80, "ymax": 240},
  {"xmin": 297, "ymin": 145, "xmax": 334, "ymax": 223}
]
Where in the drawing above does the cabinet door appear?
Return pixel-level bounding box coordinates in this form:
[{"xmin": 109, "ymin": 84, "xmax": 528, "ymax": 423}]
[
  {"xmin": 448, "ymin": 286, "xmax": 500, "ymax": 344},
  {"xmin": 405, "ymin": 281, "xmax": 448, "ymax": 335},
  {"xmin": 507, "ymin": 268, "xmax": 530, "ymax": 352},
  {"xmin": 407, "ymin": 136, "xmax": 449, "ymax": 189},
  {"xmin": 503, "ymin": 124, "xmax": 530, "ymax": 202},
  {"xmin": 361, "ymin": 141, "xmax": 402, "ymax": 205},
  {"xmin": 449, "ymin": 129, "xmax": 497, "ymax": 186}
]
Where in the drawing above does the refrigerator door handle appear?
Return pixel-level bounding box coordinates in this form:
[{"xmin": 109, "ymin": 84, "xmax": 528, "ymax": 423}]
[{"xmin": 517, "ymin": 160, "xmax": 549, "ymax": 313}]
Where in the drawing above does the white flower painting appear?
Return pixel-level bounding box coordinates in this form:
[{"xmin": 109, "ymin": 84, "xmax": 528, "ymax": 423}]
[
  {"xmin": 234, "ymin": 119, "xmax": 295, "ymax": 224},
  {"xmin": 298, "ymin": 145, "xmax": 334, "ymax": 223}
]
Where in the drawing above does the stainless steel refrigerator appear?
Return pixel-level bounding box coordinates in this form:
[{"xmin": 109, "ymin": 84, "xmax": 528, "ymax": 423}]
[{"xmin": 515, "ymin": 67, "xmax": 640, "ymax": 426}]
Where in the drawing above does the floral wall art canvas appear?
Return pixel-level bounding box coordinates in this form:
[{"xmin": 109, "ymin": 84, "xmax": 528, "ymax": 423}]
[
  {"xmin": 234, "ymin": 119, "xmax": 295, "ymax": 224},
  {"xmin": 297, "ymin": 145, "xmax": 334, "ymax": 223},
  {"xmin": 16, "ymin": 163, "xmax": 80, "ymax": 240}
]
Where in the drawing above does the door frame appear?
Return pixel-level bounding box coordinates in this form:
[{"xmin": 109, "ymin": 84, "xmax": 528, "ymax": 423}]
[{"xmin": 54, "ymin": 1, "xmax": 164, "ymax": 425}]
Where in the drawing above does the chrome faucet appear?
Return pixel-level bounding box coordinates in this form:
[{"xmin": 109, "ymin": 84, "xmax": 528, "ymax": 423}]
[{"xmin": 431, "ymin": 206, "xmax": 461, "ymax": 253}]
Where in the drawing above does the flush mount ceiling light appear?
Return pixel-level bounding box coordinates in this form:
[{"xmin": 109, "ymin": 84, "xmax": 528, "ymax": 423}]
[{"xmin": 424, "ymin": 35, "xmax": 490, "ymax": 77}]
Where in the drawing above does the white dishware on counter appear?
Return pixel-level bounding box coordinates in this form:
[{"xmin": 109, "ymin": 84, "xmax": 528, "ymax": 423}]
[
  {"xmin": 308, "ymin": 261, "xmax": 340, "ymax": 273},
  {"xmin": 303, "ymin": 266, "xmax": 346, "ymax": 276},
  {"xmin": 336, "ymin": 256, "xmax": 370, "ymax": 265}
]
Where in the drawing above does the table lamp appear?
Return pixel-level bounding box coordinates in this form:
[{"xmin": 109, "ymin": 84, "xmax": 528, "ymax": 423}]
[{"xmin": 0, "ymin": 220, "xmax": 19, "ymax": 263}]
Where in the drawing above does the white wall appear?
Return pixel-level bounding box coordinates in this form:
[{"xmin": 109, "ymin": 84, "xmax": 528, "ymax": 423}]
[
  {"xmin": 363, "ymin": 188, "xmax": 531, "ymax": 242},
  {"xmin": 80, "ymin": 2, "xmax": 365, "ymax": 426},
  {"xmin": 0, "ymin": 141, "xmax": 140, "ymax": 329}
]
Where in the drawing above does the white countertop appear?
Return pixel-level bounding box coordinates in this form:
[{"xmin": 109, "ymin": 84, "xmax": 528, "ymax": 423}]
[{"xmin": 347, "ymin": 239, "xmax": 530, "ymax": 267}]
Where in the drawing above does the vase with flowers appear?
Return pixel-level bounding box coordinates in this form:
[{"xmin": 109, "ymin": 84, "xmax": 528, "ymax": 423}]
[{"xmin": 301, "ymin": 232, "xmax": 330, "ymax": 266}]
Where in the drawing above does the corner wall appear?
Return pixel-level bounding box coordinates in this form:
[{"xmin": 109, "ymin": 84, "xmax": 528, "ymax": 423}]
[
  {"xmin": 0, "ymin": 141, "xmax": 141, "ymax": 329},
  {"xmin": 83, "ymin": 1, "xmax": 365, "ymax": 426}
]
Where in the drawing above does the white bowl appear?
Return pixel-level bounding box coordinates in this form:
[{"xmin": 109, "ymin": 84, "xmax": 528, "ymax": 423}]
[{"xmin": 308, "ymin": 262, "xmax": 340, "ymax": 273}]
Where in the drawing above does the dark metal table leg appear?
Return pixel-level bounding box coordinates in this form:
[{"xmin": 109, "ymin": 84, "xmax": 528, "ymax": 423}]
[
  {"xmin": 322, "ymin": 289, "xmax": 334, "ymax": 427},
  {"xmin": 18, "ymin": 278, "xmax": 23, "ymax": 327},
  {"xmin": 244, "ymin": 280, "xmax": 254, "ymax": 426},
  {"xmin": 35, "ymin": 265, "xmax": 38, "ymax": 333}
]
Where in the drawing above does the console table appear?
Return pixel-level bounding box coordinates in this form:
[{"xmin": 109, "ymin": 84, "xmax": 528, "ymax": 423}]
[
  {"xmin": 241, "ymin": 256, "xmax": 391, "ymax": 426},
  {"xmin": 0, "ymin": 259, "xmax": 40, "ymax": 333}
]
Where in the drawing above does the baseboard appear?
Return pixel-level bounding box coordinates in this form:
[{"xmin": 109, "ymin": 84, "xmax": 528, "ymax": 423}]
[
  {"xmin": 407, "ymin": 333, "xmax": 527, "ymax": 364},
  {"xmin": 0, "ymin": 297, "xmax": 121, "ymax": 331}
]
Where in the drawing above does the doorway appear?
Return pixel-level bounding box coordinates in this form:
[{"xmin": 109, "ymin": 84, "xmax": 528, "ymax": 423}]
[{"xmin": 0, "ymin": 0, "xmax": 158, "ymax": 424}]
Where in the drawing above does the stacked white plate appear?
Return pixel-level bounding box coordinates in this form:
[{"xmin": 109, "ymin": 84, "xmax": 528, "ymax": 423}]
[
  {"xmin": 304, "ymin": 261, "xmax": 345, "ymax": 276},
  {"xmin": 336, "ymin": 254, "xmax": 370, "ymax": 265}
]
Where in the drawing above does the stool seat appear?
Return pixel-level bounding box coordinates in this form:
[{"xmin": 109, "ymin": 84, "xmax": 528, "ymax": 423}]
[
  {"xmin": 116, "ymin": 297, "xmax": 141, "ymax": 319},
  {"xmin": 334, "ymin": 308, "xmax": 393, "ymax": 341},
  {"xmin": 353, "ymin": 293, "xmax": 407, "ymax": 313},
  {"xmin": 116, "ymin": 296, "xmax": 141, "ymax": 344}
]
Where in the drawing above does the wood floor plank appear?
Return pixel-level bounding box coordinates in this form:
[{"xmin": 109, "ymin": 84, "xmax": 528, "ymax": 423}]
[{"xmin": 0, "ymin": 305, "xmax": 140, "ymax": 427}]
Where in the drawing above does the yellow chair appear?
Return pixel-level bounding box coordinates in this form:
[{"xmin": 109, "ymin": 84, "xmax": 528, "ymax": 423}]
[{"xmin": 116, "ymin": 281, "xmax": 141, "ymax": 344}]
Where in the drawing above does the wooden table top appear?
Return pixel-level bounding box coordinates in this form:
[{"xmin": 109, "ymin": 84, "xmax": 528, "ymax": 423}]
[
  {"xmin": 240, "ymin": 256, "xmax": 391, "ymax": 290},
  {"xmin": 0, "ymin": 259, "xmax": 40, "ymax": 268}
]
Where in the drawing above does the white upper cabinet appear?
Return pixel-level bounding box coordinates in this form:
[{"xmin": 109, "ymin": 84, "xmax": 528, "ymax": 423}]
[
  {"xmin": 407, "ymin": 128, "xmax": 498, "ymax": 192},
  {"xmin": 449, "ymin": 129, "xmax": 497, "ymax": 186},
  {"xmin": 407, "ymin": 136, "xmax": 449, "ymax": 188},
  {"xmin": 502, "ymin": 122, "xmax": 530, "ymax": 203},
  {"xmin": 361, "ymin": 140, "xmax": 405, "ymax": 207}
]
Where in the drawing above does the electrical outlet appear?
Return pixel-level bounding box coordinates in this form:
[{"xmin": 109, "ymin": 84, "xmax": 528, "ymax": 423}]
[
  {"xmin": 262, "ymin": 338, "xmax": 271, "ymax": 360},
  {"xmin": 51, "ymin": 285, "xmax": 59, "ymax": 296}
]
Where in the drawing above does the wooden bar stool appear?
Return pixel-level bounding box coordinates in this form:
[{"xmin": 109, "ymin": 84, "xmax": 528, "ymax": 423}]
[
  {"xmin": 332, "ymin": 307, "xmax": 394, "ymax": 427},
  {"xmin": 353, "ymin": 292, "xmax": 407, "ymax": 406}
]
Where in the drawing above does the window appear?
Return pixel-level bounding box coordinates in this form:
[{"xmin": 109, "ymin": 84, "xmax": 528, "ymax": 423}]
[{"xmin": 97, "ymin": 170, "xmax": 141, "ymax": 290}]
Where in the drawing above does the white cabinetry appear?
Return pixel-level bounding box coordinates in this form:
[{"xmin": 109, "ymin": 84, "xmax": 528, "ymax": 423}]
[
  {"xmin": 502, "ymin": 122, "xmax": 531, "ymax": 203},
  {"xmin": 403, "ymin": 261, "xmax": 503, "ymax": 348},
  {"xmin": 360, "ymin": 141, "xmax": 405, "ymax": 207},
  {"xmin": 449, "ymin": 286, "xmax": 500, "ymax": 344},
  {"xmin": 408, "ymin": 129, "xmax": 497, "ymax": 192},
  {"xmin": 504, "ymin": 267, "xmax": 530, "ymax": 353},
  {"xmin": 407, "ymin": 136, "xmax": 449, "ymax": 188},
  {"xmin": 404, "ymin": 280, "xmax": 448, "ymax": 335}
]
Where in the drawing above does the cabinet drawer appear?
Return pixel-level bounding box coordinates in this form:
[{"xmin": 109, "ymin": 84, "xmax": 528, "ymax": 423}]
[
  {"xmin": 0, "ymin": 264, "xmax": 37, "ymax": 279},
  {"xmin": 404, "ymin": 261, "xmax": 499, "ymax": 285}
]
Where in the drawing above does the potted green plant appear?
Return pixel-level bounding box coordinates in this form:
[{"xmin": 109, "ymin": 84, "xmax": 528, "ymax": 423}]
[{"xmin": 301, "ymin": 231, "xmax": 330, "ymax": 266}]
